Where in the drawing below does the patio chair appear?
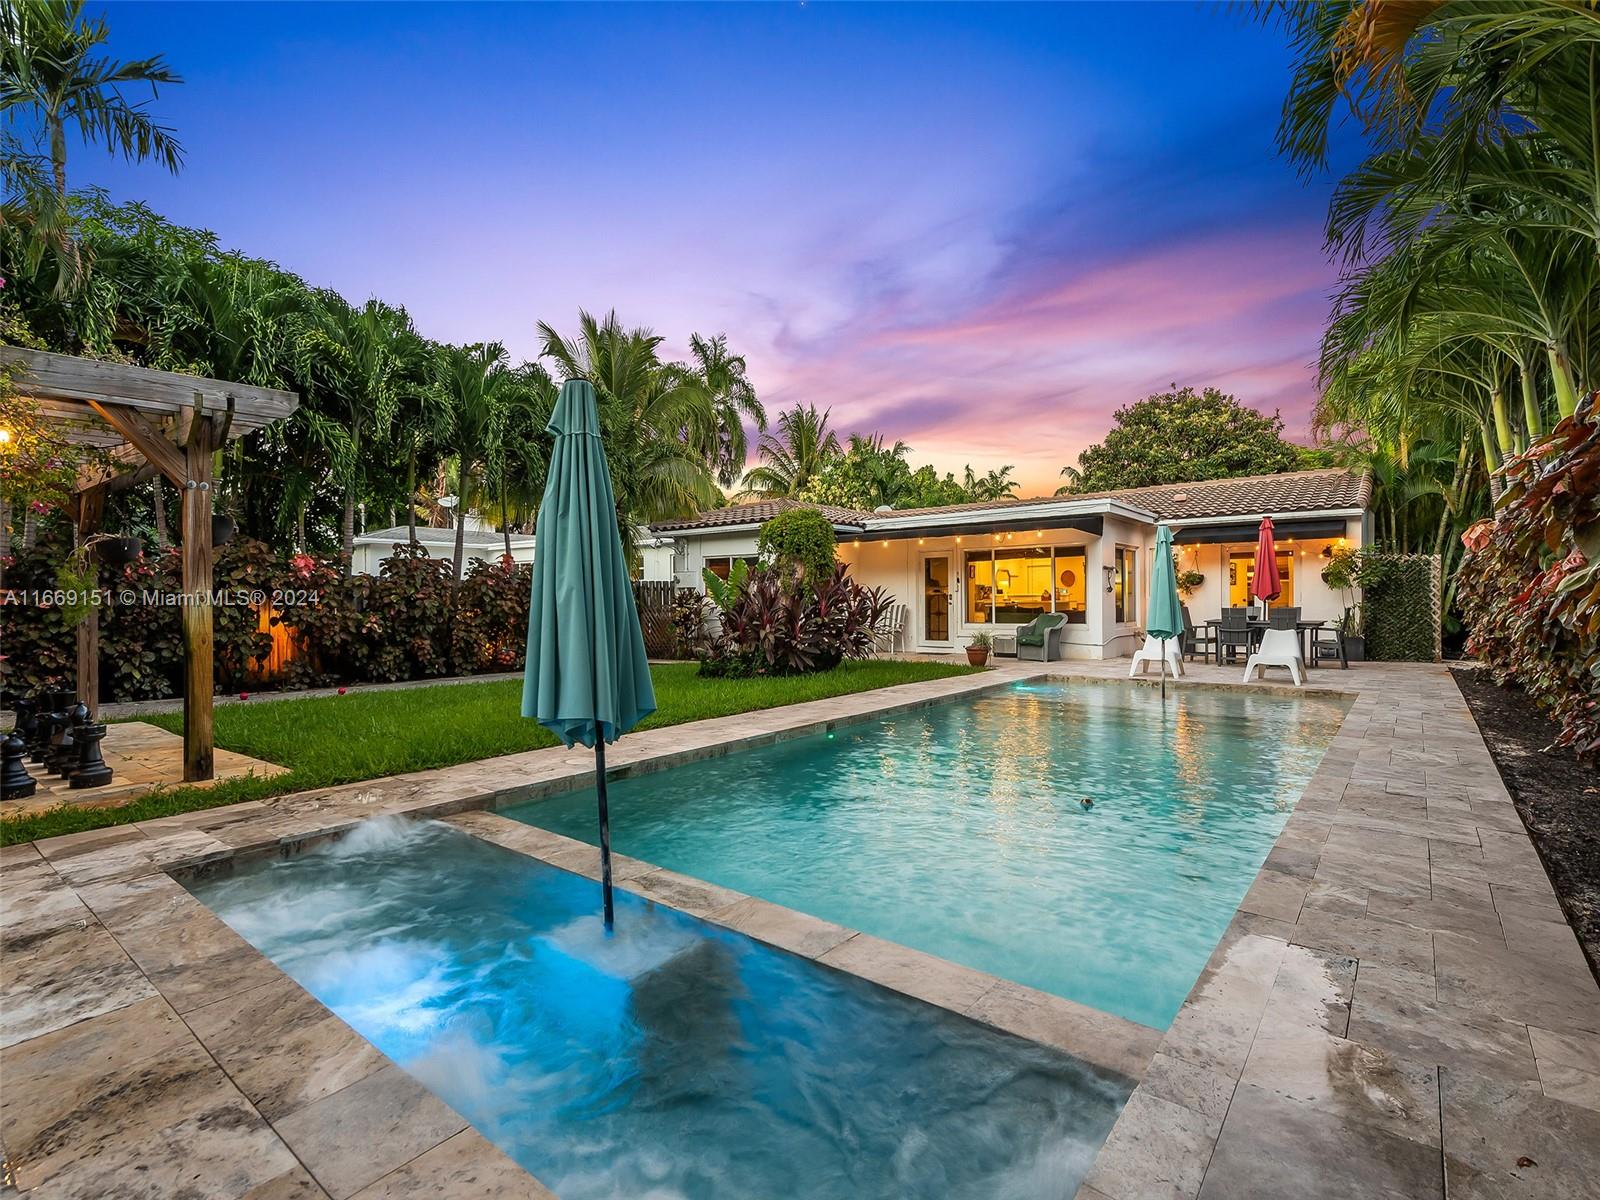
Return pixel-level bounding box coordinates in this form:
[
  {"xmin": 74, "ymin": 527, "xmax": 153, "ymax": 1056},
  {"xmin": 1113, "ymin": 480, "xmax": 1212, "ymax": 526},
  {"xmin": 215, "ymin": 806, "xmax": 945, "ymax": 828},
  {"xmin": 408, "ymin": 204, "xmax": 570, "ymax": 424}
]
[
  {"xmin": 1181, "ymin": 604, "xmax": 1216, "ymax": 663},
  {"xmin": 1217, "ymin": 607, "xmax": 1252, "ymax": 665},
  {"xmin": 1242, "ymin": 627, "xmax": 1303, "ymax": 686},
  {"xmin": 876, "ymin": 603, "xmax": 908, "ymax": 655},
  {"xmin": 1015, "ymin": 613, "xmax": 1067, "ymax": 661},
  {"xmin": 1129, "ymin": 634, "xmax": 1183, "ymax": 678},
  {"xmin": 1266, "ymin": 606, "xmax": 1301, "ymax": 630},
  {"xmin": 1310, "ymin": 609, "xmax": 1349, "ymax": 669}
]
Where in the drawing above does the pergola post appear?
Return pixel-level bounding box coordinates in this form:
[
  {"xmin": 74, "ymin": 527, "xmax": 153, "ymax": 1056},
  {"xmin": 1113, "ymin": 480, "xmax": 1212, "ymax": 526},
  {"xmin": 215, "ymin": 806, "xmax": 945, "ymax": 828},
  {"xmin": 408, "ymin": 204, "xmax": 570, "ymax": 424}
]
[
  {"xmin": 180, "ymin": 417, "xmax": 218, "ymax": 782},
  {"xmin": 74, "ymin": 485, "xmax": 106, "ymax": 719}
]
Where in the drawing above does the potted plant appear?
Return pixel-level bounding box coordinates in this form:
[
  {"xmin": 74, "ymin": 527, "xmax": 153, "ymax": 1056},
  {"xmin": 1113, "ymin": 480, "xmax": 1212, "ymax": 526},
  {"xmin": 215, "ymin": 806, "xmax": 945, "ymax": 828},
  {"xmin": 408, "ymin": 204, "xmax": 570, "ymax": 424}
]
[
  {"xmin": 1176, "ymin": 568, "xmax": 1205, "ymax": 597},
  {"xmin": 1341, "ymin": 604, "xmax": 1365, "ymax": 662},
  {"xmin": 966, "ymin": 631, "xmax": 994, "ymax": 666}
]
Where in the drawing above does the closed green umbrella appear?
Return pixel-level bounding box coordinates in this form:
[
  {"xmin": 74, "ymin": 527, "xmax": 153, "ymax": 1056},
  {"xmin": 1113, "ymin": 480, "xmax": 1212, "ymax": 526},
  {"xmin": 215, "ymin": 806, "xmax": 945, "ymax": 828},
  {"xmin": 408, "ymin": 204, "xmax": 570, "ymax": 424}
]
[
  {"xmin": 1146, "ymin": 524, "xmax": 1184, "ymax": 700},
  {"xmin": 522, "ymin": 379, "xmax": 656, "ymax": 929}
]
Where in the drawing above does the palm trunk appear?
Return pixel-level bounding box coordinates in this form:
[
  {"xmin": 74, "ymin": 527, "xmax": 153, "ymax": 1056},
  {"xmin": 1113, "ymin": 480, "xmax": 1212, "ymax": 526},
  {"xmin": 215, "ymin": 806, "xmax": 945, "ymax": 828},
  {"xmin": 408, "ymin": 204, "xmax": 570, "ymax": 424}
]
[
  {"xmin": 1520, "ymin": 360, "xmax": 1544, "ymax": 442},
  {"xmin": 500, "ymin": 485, "xmax": 512, "ymax": 560},
  {"xmin": 22, "ymin": 508, "xmax": 37, "ymax": 551},
  {"xmin": 152, "ymin": 477, "xmax": 169, "ymax": 547},
  {"xmin": 295, "ymin": 503, "xmax": 306, "ymax": 552},
  {"xmin": 1548, "ymin": 344, "xmax": 1580, "ymax": 419},
  {"xmin": 0, "ymin": 495, "xmax": 10, "ymax": 564},
  {"xmin": 1491, "ymin": 386, "xmax": 1514, "ymax": 458},
  {"xmin": 452, "ymin": 517, "xmax": 466, "ymax": 584},
  {"xmin": 341, "ymin": 492, "xmax": 356, "ymax": 565},
  {"xmin": 406, "ymin": 450, "xmax": 419, "ymax": 545},
  {"xmin": 1481, "ymin": 422, "xmax": 1503, "ymax": 509}
]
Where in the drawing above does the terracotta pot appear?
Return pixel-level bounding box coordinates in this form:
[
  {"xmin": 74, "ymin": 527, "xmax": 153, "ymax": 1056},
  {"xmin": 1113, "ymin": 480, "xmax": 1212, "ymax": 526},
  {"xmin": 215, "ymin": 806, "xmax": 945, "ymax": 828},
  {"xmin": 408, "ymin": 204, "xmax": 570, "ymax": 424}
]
[{"xmin": 966, "ymin": 647, "xmax": 991, "ymax": 666}]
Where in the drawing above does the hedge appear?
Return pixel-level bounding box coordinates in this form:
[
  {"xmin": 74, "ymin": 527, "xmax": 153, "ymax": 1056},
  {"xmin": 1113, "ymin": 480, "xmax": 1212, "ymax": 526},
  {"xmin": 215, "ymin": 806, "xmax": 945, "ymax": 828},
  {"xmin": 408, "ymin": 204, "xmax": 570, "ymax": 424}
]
[
  {"xmin": 1, "ymin": 527, "xmax": 533, "ymax": 703},
  {"xmin": 1359, "ymin": 552, "xmax": 1440, "ymax": 663}
]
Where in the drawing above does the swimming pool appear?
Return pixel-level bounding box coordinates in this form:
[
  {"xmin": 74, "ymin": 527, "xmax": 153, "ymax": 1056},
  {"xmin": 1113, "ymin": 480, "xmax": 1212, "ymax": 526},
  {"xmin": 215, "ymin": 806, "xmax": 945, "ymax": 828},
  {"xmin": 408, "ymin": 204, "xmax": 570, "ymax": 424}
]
[
  {"xmin": 187, "ymin": 817, "xmax": 1131, "ymax": 1200},
  {"xmin": 509, "ymin": 680, "xmax": 1348, "ymax": 1029}
]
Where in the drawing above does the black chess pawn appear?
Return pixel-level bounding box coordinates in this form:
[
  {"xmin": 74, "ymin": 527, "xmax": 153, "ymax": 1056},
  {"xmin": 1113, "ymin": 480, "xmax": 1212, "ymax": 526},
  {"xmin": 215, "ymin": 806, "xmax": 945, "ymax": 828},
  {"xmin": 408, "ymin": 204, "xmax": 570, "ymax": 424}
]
[
  {"xmin": 69, "ymin": 721, "xmax": 113, "ymax": 789},
  {"xmin": 1, "ymin": 731, "xmax": 37, "ymax": 800},
  {"xmin": 45, "ymin": 713, "xmax": 75, "ymax": 774}
]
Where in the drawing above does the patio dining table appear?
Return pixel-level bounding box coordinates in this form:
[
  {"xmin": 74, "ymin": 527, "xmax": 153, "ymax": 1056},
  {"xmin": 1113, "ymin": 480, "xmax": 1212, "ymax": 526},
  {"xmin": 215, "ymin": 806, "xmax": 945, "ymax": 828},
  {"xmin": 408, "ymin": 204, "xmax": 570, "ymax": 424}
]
[{"xmin": 1202, "ymin": 617, "xmax": 1326, "ymax": 667}]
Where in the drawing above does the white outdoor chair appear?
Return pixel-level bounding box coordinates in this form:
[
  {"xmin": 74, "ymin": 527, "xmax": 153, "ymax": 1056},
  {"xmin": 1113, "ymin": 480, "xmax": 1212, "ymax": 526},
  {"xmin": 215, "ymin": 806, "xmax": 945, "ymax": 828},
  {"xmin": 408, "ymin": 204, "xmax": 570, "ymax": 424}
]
[
  {"xmin": 1129, "ymin": 635, "xmax": 1183, "ymax": 678},
  {"xmin": 876, "ymin": 604, "xmax": 908, "ymax": 655},
  {"xmin": 1242, "ymin": 627, "xmax": 1303, "ymax": 686}
]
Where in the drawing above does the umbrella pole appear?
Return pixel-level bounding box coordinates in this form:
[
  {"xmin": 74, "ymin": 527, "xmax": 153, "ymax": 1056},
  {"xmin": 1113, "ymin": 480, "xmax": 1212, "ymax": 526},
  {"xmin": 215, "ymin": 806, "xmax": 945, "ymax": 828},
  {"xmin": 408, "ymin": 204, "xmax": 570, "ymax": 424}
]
[
  {"xmin": 595, "ymin": 739, "xmax": 614, "ymax": 930},
  {"xmin": 1160, "ymin": 638, "xmax": 1167, "ymax": 701}
]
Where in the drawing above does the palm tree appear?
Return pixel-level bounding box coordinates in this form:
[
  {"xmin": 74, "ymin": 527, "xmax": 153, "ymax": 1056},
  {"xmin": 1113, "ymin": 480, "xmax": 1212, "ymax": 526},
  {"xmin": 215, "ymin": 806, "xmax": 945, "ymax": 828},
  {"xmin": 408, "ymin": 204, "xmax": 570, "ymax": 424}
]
[
  {"xmin": 962, "ymin": 465, "xmax": 1019, "ymax": 502},
  {"xmin": 2, "ymin": 0, "xmax": 183, "ymax": 287},
  {"xmin": 538, "ymin": 310, "xmax": 722, "ymax": 561},
  {"xmin": 690, "ymin": 332, "xmax": 766, "ymax": 488},
  {"xmin": 433, "ymin": 341, "xmax": 515, "ymax": 582},
  {"xmin": 742, "ymin": 403, "xmax": 841, "ymax": 497},
  {"xmin": 296, "ymin": 296, "xmax": 428, "ymax": 561}
]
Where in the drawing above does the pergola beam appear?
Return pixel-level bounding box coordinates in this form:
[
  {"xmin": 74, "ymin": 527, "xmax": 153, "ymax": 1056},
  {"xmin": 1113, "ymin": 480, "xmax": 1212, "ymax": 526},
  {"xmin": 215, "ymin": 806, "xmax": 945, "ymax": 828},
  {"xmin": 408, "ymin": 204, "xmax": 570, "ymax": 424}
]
[{"xmin": 86, "ymin": 401, "xmax": 188, "ymax": 486}]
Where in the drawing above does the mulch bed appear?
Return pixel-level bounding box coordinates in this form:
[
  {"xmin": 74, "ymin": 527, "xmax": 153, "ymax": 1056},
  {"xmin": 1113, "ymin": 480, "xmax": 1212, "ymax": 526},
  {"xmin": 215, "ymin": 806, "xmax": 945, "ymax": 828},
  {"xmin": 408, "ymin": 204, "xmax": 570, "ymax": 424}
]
[{"xmin": 1452, "ymin": 665, "xmax": 1600, "ymax": 979}]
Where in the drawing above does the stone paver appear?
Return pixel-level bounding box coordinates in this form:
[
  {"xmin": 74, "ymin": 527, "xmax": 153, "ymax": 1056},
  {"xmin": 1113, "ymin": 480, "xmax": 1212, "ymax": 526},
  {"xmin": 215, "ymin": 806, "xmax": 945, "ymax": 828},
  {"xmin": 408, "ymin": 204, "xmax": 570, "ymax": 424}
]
[{"xmin": 4, "ymin": 658, "xmax": 1596, "ymax": 1199}]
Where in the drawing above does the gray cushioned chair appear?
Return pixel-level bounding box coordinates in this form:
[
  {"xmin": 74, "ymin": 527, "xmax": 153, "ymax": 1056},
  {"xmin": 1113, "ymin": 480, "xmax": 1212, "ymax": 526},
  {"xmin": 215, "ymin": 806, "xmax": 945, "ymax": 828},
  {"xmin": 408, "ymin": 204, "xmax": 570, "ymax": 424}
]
[{"xmin": 1015, "ymin": 612, "xmax": 1067, "ymax": 661}]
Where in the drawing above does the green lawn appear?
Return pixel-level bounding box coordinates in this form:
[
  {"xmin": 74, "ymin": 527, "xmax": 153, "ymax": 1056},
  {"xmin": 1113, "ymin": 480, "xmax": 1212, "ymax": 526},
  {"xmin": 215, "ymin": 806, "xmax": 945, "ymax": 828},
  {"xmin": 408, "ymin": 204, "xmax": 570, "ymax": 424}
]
[{"xmin": 1, "ymin": 660, "xmax": 978, "ymax": 845}]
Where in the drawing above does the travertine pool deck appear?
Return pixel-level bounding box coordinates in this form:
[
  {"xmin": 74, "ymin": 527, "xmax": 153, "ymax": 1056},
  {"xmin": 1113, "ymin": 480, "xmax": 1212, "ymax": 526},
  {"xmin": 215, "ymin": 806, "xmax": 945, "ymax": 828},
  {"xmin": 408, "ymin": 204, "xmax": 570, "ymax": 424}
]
[{"xmin": 2, "ymin": 660, "xmax": 1597, "ymax": 1198}]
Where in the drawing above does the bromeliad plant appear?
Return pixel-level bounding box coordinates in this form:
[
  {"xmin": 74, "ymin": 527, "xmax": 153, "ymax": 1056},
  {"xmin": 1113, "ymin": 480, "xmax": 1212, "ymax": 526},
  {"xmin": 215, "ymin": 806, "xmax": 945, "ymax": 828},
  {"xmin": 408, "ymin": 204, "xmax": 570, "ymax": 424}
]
[
  {"xmin": 1458, "ymin": 394, "xmax": 1600, "ymax": 758},
  {"xmin": 702, "ymin": 562, "xmax": 891, "ymax": 677}
]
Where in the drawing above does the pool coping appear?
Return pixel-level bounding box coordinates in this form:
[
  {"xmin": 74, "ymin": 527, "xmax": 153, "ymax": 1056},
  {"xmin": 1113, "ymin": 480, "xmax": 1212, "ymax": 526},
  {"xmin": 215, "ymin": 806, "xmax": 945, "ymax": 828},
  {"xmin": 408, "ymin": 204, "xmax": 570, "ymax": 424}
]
[{"xmin": 6, "ymin": 660, "xmax": 1597, "ymax": 1198}]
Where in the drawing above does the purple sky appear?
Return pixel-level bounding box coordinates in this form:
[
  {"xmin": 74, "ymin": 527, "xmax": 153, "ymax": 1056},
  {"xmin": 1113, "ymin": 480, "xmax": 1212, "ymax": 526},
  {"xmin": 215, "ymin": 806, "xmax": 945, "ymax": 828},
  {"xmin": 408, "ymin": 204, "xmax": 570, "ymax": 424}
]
[{"xmin": 86, "ymin": 2, "xmax": 1352, "ymax": 496}]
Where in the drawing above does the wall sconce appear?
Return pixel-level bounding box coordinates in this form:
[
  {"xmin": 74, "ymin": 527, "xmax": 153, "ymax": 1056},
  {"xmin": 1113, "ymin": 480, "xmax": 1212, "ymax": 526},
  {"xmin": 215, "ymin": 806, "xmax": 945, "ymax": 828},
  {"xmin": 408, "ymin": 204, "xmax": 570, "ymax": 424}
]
[{"xmin": 1103, "ymin": 565, "xmax": 1115, "ymax": 593}]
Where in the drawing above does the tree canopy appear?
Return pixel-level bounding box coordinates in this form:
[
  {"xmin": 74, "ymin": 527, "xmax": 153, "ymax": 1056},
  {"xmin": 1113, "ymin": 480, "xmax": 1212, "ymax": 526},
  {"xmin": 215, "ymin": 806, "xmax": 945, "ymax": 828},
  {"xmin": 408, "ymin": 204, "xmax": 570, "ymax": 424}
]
[{"xmin": 1061, "ymin": 387, "xmax": 1303, "ymax": 493}]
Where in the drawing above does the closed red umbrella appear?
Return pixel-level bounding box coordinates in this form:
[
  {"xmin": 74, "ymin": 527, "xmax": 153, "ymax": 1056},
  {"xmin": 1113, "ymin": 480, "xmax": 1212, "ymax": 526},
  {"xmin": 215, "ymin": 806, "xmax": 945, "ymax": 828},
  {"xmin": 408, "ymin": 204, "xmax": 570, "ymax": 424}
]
[{"xmin": 1250, "ymin": 516, "xmax": 1281, "ymax": 615}]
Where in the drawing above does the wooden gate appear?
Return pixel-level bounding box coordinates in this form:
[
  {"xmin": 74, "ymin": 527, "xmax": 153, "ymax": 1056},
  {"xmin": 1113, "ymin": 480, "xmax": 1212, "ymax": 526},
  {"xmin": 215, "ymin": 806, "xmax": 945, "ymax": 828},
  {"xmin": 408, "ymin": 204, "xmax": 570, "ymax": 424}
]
[{"xmin": 633, "ymin": 581, "xmax": 679, "ymax": 659}]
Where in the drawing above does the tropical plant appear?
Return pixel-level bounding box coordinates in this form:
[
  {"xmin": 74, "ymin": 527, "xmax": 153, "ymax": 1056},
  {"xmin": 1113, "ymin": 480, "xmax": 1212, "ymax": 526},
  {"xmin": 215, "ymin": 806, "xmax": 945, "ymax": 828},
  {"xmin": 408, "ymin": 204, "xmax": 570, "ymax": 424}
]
[
  {"xmin": 742, "ymin": 403, "xmax": 841, "ymax": 498},
  {"xmin": 1062, "ymin": 386, "xmax": 1303, "ymax": 492},
  {"xmin": 1, "ymin": 0, "xmax": 182, "ymax": 288},
  {"xmin": 538, "ymin": 310, "xmax": 725, "ymax": 562},
  {"xmin": 756, "ymin": 507, "xmax": 838, "ymax": 590},
  {"xmin": 961, "ymin": 464, "xmax": 1019, "ymax": 502},
  {"xmin": 690, "ymin": 332, "xmax": 767, "ymax": 488},
  {"xmin": 704, "ymin": 562, "xmax": 891, "ymax": 677},
  {"xmin": 701, "ymin": 557, "xmax": 749, "ymax": 614},
  {"xmin": 432, "ymin": 341, "xmax": 515, "ymax": 582},
  {"xmin": 1458, "ymin": 394, "xmax": 1600, "ymax": 759}
]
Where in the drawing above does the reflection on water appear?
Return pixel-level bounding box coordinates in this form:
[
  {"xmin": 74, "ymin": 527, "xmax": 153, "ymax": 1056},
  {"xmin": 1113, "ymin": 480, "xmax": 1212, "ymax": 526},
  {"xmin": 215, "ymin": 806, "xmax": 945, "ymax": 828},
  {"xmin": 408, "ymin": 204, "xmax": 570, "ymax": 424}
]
[
  {"xmin": 188, "ymin": 819, "xmax": 1131, "ymax": 1200},
  {"xmin": 512, "ymin": 681, "xmax": 1349, "ymax": 1029}
]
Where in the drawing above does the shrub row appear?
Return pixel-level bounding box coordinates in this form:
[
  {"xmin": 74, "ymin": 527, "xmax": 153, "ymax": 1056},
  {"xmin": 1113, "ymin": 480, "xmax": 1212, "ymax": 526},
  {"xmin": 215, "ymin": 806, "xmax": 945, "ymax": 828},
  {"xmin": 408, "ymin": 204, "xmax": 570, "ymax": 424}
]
[{"xmin": 1, "ymin": 528, "xmax": 532, "ymax": 703}]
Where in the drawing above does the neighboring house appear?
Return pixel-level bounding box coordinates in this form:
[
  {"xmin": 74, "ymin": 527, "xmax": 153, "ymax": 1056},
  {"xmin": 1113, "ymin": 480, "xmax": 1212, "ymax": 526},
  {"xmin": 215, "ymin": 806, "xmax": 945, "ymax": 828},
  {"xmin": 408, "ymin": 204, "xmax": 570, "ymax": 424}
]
[
  {"xmin": 644, "ymin": 468, "xmax": 1372, "ymax": 659},
  {"xmin": 350, "ymin": 514, "xmax": 535, "ymax": 577}
]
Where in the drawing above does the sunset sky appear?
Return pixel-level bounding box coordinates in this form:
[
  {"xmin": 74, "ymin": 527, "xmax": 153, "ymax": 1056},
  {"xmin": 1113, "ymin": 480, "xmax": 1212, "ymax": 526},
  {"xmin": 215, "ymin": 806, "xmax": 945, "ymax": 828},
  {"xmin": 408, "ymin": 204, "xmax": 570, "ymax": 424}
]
[{"xmin": 89, "ymin": 2, "xmax": 1361, "ymax": 497}]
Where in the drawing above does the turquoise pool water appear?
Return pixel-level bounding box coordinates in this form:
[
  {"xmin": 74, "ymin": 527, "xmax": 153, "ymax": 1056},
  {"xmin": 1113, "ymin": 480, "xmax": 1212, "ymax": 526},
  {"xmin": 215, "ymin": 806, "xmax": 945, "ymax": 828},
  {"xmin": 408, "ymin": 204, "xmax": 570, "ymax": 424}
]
[
  {"xmin": 188, "ymin": 818, "xmax": 1130, "ymax": 1200},
  {"xmin": 510, "ymin": 680, "xmax": 1348, "ymax": 1029}
]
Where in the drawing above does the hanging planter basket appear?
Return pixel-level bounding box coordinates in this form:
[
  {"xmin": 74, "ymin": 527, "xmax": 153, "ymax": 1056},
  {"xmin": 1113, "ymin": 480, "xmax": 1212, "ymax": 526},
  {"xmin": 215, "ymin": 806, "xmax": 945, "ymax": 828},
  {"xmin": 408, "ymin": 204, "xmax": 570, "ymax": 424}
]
[
  {"xmin": 96, "ymin": 536, "xmax": 144, "ymax": 566},
  {"xmin": 180, "ymin": 514, "xmax": 237, "ymax": 547}
]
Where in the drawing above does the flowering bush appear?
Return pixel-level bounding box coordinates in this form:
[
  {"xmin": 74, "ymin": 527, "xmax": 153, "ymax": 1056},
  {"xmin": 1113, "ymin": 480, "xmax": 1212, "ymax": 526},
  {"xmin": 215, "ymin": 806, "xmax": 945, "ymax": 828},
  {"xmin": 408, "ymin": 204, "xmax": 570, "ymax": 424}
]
[
  {"xmin": 1459, "ymin": 394, "xmax": 1600, "ymax": 758},
  {"xmin": 703, "ymin": 562, "xmax": 892, "ymax": 676}
]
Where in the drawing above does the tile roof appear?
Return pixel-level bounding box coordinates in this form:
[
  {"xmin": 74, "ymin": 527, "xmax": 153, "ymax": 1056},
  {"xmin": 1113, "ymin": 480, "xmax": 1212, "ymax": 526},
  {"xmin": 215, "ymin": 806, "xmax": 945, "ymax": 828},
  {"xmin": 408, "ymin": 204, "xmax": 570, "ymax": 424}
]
[
  {"xmin": 647, "ymin": 469, "xmax": 1370, "ymax": 534},
  {"xmin": 648, "ymin": 498, "xmax": 875, "ymax": 532}
]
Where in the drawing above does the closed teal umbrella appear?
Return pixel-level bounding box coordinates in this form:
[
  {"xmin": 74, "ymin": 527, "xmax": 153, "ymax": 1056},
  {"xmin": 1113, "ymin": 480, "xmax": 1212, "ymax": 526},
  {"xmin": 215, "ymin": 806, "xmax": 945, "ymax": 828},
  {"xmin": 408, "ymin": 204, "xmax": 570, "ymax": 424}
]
[
  {"xmin": 523, "ymin": 379, "xmax": 656, "ymax": 928},
  {"xmin": 1146, "ymin": 524, "xmax": 1184, "ymax": 700}
]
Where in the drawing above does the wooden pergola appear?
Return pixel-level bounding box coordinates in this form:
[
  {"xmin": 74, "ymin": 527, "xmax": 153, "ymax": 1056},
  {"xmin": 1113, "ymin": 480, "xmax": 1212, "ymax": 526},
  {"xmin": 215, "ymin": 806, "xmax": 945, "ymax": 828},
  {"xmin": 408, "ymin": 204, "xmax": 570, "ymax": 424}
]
[{"xmin": 5, "ymin": 348, "xmax": 299, "ymax": 782}]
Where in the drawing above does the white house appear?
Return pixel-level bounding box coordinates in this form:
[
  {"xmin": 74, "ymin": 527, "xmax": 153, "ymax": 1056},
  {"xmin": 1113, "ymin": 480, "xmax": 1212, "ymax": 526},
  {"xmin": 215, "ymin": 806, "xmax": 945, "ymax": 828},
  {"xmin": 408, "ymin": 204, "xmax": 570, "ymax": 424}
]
[
  {"xmin": 350, "ymin": 514, "xmax": 535, "ymax": 577},
  {"xmin": 643, "ymin": 468, "xmax": 1372, "ymax": 659}
]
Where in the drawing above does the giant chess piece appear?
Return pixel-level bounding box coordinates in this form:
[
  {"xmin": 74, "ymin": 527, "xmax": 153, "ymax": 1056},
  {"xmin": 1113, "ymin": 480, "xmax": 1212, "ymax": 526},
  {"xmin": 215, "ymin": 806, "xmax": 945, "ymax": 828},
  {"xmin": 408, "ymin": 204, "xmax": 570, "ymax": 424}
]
[
  {"xmin": 28, "ymin": 693, "xmax": 66, "ymax": 763},
  {"xmin": 1, "ymin": 731, "xmax": 37, "ymax": 800},
  {"xmin": 50, "ymin": 703, "xmax": 89, "ymax": 777},
  {"xmin": 11, "ymin": 698, "xmax": 36, "ymax": 752},
  {"xmin": 45, "ymin": 709, "xmax": 76, "ymax": 775},
  {"xmin": 68, "ymin": 719, "xmax": 113, "ymax": 789}
]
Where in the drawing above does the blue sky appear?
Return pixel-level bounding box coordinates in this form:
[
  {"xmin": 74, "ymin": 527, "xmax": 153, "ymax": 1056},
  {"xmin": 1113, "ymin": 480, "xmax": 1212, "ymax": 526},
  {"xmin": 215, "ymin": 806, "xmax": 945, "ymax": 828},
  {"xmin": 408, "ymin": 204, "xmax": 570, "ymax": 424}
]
[{"xmin": 82, "ymin": 2, "xmax": 1355, "ymax": 494}]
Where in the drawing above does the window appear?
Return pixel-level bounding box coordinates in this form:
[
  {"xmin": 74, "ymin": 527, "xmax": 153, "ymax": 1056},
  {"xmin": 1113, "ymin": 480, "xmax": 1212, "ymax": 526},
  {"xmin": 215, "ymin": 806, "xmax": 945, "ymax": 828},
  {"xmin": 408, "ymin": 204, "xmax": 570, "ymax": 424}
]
[
  {"xmin": 704, "ymin": 555, "xmax": 758, "ymax": 581},
  {"xmin": 1114, "ymin": 546, "xmax": 1137, "ymax": 623},
  {"xmin": 963, "ymin": 545, "xmax": 1088, "ymax": 625}
]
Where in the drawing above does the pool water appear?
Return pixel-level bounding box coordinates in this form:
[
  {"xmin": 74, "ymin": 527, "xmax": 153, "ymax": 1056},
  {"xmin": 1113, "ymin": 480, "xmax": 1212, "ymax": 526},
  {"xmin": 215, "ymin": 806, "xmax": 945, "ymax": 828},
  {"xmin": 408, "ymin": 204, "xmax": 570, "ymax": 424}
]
[
  {"xmin": 187, "ymin": 818, "xmax": 1131, "ymax": 1200},
  {"xmin": 510, "ymin": 680, "xmax": 1348, "ymax": 1029}
]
